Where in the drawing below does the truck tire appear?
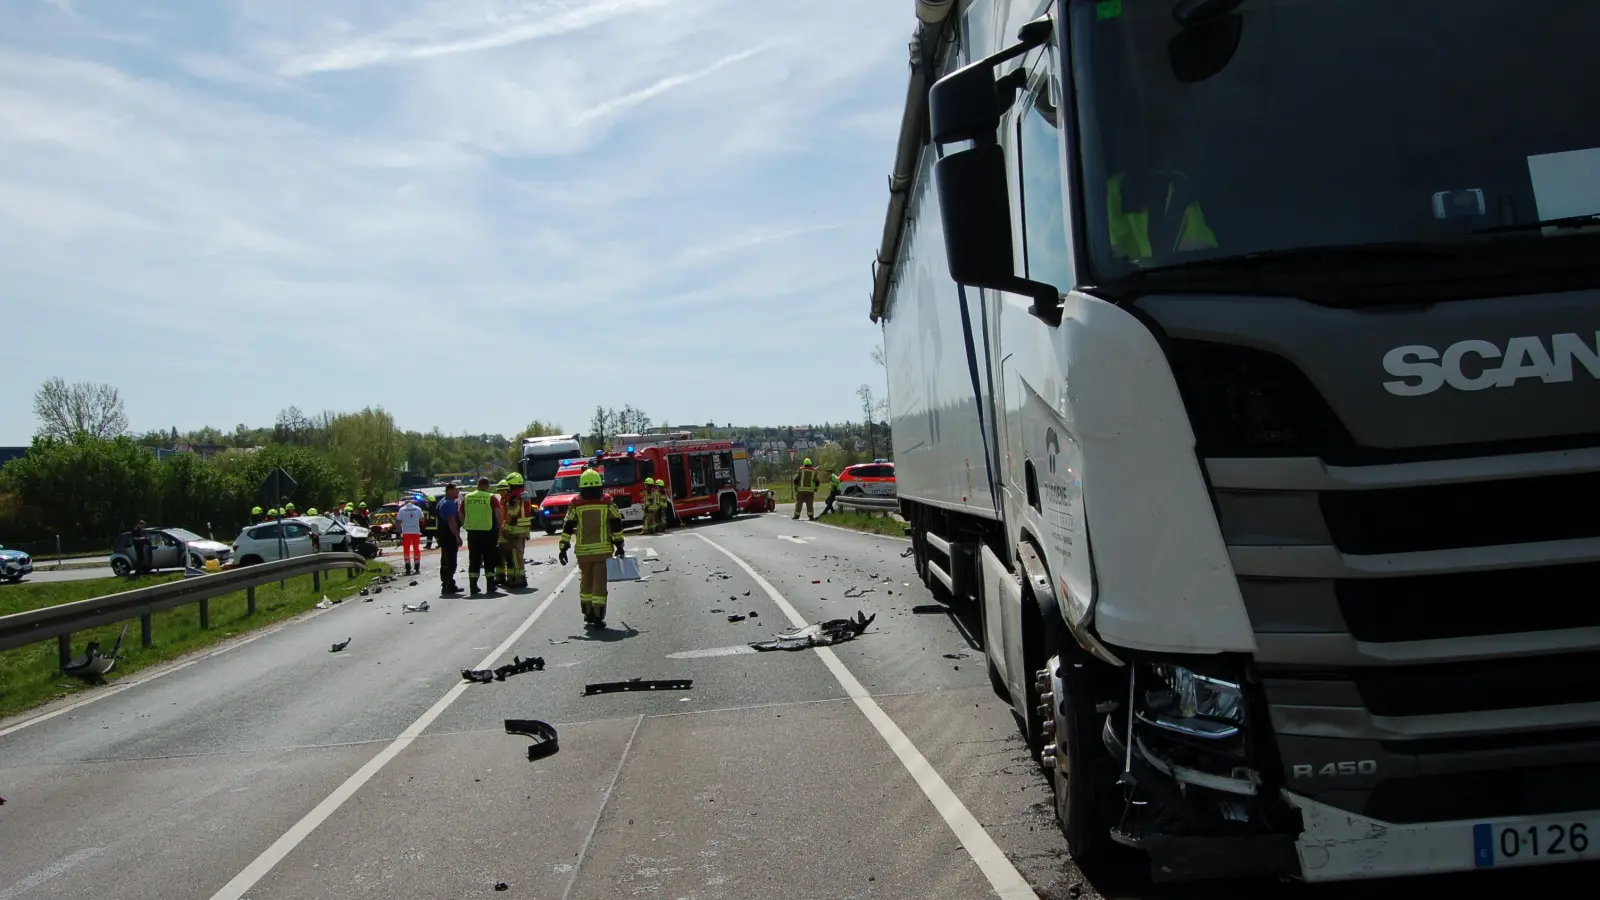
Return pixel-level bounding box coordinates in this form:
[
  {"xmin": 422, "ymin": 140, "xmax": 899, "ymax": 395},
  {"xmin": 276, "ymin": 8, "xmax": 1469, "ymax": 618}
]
[
  {"xmin": 720, "ymin": 494, "xmax": 737, "ymax": 520},
  {"xmin": 1042, "ymin": 651, "xmax": 1115, "ymax": 864},
  {"xmin": 544, "ymin": 525, "xmax": 557, "ymax": 536}
]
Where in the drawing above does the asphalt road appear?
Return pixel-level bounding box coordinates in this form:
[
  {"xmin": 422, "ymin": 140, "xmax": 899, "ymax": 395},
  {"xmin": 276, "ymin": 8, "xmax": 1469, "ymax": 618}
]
[
  {"xmin": 8, "ymin": 565, "xmax": 120, "ymax": 584},
  {"xmin": 2, "ymin": 513, "xmax": 1596, "ymax": 900}
]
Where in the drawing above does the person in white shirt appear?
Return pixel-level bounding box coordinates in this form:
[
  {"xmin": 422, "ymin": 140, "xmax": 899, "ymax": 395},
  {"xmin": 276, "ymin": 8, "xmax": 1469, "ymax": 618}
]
[{"xmin": 396, "ymin": 498, "xmax": 424, "ymax": 576}]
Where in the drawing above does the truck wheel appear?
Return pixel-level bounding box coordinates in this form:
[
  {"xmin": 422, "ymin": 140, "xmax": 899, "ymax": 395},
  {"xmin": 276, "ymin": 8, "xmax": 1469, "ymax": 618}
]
[
  {"xmin": 544, "ymin": 525, "xmax": 557, "ymax": 536},
  {"xmin": 719, "ymin": 495, "xmax": 737, "ymax": 520},
  {"xmin": 1042, "ymin": 652, "xmax": 1114, "ymax": 863}
]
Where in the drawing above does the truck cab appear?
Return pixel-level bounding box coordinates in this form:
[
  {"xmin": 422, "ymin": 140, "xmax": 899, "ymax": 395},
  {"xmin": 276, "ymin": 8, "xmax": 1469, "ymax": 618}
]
[{"xmin": 874, "ymin": 0, "xmax": 1600, "ymax": 884}]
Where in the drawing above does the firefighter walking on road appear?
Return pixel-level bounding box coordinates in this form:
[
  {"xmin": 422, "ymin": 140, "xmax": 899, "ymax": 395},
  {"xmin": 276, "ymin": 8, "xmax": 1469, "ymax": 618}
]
[
  {"xmin": 500, "ymin": 473, "xmax": 533, "ymax": 588},
  {"xmin": 462, "ymin": 477, "xmax": 503, "ymax": 596},
  {"xmin": 558, "ymin": 469, "xmax": 625, "ymax": 628},
  {"xmin": 641, "ymin": 478, "xmax": 661, "ymax": 534},
  {"xmin": 793, "ymin": 458, "xmax": 821, "ymax": 520}
]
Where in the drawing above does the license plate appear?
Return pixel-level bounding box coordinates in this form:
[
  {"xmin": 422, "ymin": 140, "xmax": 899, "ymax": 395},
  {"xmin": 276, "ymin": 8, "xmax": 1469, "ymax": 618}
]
[{"xmin": 1473, "ymin": 820, "xmax": 1594, "ymax": 867}]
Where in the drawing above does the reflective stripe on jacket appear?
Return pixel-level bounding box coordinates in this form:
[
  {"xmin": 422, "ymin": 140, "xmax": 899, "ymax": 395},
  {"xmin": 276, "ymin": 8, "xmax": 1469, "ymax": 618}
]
[
  {"xmin": 560, "ymin": 498, "xmax": 623, "ymax": 557},
  {"xmin": 795, "ymin": 467, "xmax": 818, "ymax": 491}
]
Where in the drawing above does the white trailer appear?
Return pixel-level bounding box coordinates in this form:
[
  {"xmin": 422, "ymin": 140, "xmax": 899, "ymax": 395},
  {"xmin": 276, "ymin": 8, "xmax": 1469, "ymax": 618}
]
[
  {"xmin": 518, "ymin": 435, "xmax": 582, "ymax": 501},
  {"xmin": 874, "ymin": 0, "xmax": 1600, "ymax": 884}
]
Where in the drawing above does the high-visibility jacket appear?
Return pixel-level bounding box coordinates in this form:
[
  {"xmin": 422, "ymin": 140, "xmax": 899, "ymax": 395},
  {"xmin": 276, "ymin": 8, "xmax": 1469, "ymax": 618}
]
[
  {"xmin": 560, "ymin": 498, "xmax": 624, "ymax": 557},
  {"xmin": 1107, "ymin": 171, "xmax": 1217, "ymax": 260},
  {"xmin": 462, "ymin": 490, "xmax": 496, "ymax": 531},
  {"xmin": 794, "ymin": 466, "xmax": 819, "ymax": 492},
  {"xmin": 504, "ymin": 495, "xmax": 534, "ymax": 536}
]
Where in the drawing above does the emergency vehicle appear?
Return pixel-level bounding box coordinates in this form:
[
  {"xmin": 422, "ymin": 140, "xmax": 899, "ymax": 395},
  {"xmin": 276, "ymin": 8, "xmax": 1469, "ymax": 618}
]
[
  {"xmin": 595, "ymin": 433, "xmax": 755, "ymax": 527},
  {"xmin": 537, "ymin": 460, "xmax": 588, "ymax": 535},
  {"xmin": 837, "ymin": 460, "xmax": 897, "ymax": 497}
]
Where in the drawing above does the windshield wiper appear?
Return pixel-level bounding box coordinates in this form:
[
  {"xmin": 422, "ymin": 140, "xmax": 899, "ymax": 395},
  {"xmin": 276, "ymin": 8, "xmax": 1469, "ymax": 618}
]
[{"xmin": 1472, "ymin": 213, "xmax": 1600, "ymax": 235}]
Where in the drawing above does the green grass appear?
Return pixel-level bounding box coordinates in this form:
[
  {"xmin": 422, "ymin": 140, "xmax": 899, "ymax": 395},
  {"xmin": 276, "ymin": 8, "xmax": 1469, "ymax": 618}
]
[
  {"xmin": 0, "ymin": 573, "xmax": 184, "ymax": 618},
  {"xmin": 811, "ymin": 511, "xmax": 909, "ymax": 538},
  {"xmin": 0, "ymin": 562, "xmax": 385, "ymax": 719}
]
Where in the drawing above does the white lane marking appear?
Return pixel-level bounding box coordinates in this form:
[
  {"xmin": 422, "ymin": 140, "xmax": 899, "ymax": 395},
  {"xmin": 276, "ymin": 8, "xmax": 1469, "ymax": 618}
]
[
  {"xmin": 0, "ymin": 847, "xmax": 105, "ymax": 900},
  {"xmin": 560, "ymin": 714, "xmax": 644, "ymax": 900},
  {"xmin": 776, "ymin": 535, "xmax": 811, "ymax": 545},
  {"xmin": 205, "ymin": 568, "xmax": 579, "ymax": 900},
  {"xmin": 696, "ymin": 534, "xmax": 1036, "ymax": 900},
  {"xmin": 666, "ymin": 645, "xmax": 759, "ymax": 660}
]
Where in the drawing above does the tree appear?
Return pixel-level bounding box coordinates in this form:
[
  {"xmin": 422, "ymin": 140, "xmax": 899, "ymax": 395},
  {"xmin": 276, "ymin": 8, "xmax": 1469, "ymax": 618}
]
[
  {"xmin": 858, "ymin": 384, "xmax": 879, "ymax": 459},
  {"xmin": 0, "ymin": 434, "xmax": 156, "ymax": 542},
  {"xmin": 329, "ymin": 407, "xmax": 404, "ymax": 500},
  {"xmin": 33, "ymin": 377, "xmax": 129, "ymax": 440},
  {"xmin": 587, "ymin": 406, "xmax": 614, "ymax": 453}
]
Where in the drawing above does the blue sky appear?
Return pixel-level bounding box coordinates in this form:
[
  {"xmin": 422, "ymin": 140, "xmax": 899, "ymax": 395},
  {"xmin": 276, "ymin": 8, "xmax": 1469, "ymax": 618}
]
[{"xmin": 0, "ymin": 0, "xmax": 911, "ymax": 444}]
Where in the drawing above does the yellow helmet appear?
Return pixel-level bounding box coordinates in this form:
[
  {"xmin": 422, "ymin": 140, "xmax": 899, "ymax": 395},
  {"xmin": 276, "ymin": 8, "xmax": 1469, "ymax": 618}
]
[
  {"xmin": 505, "ymin": 472, "xmax": 525, "ymax": 486},
  {"xmin": 251, "ymin": 506, "xmax": 263, "ymax": 515},
  {"xmin": 306, "ymin": 508, "xmax": 318, "ymax": 516},
  {"xmin": 803, "ymin": 458, "xmax": 813, "ymax": 466},
  {"xmin": 579, "ymin": 469, "xmax": 603, "ymax": 488}
]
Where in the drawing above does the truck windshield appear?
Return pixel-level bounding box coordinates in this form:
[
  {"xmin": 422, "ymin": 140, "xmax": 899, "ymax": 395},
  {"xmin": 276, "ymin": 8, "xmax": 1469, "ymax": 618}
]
[
  {"xmin": 1068, "ymin": 0, "xmax": 1600, "ymax": 283},
  {"xmin": 522, "ymin": 456, "xmax": 563, "ymax": 482},
  {"xmin": 600, "ymin": 460, "xmax": 637, "ymax": 486}
]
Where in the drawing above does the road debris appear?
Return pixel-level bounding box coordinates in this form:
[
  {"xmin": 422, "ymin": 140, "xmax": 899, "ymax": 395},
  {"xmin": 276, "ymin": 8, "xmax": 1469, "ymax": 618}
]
[
  {"xmin": 504, "ymin": 719, "xmax": 558, "ymax": 761},
  {"xmin": 316, "ymin": 598, "xmax": 332, "ymax": 610},
  {"xmin": 843, "ymin": 587, "xmax": 876, "ymax": 599},
  {"xmin": 584, "ymin": 678, "xmax": 693, "ymax": 695},
  {"xmin": 942, "ymin": 651, "xmax": 971, "ymax": 660},
  {"xmin": 727, "ymin": 614, "xmax": 746, "ymax": 622},
  {"xmin": 495, "ymin": 881, "xmax": 510, "ymax": 891},
  {"xmin": 900, "ymin": 547, "xmax": 915, "ymax": 557},
  {"xmin": 330, "ymin": 637, "xmax": 351, "ymax": 653},
  {"xmin": 463, "ymin": 656, "xmax": 546, "ymax": 683},
  {"xmin": 750, "ymin": 612, "xmax": 876, "ymax": 652},
  {"xmin": 743, "ymin": 590, "xmax": 751, "ymax": 596},
  {"xmin": 402, "ymin": 601, "xmax": 430, "ymax": 614},
  {"xmin": 911, "ymin": 604, "xmax": 945, "ymax": 614},
  {"xmin": 748, "ymin": 610, "xmax": 758, "ymax": 618}
]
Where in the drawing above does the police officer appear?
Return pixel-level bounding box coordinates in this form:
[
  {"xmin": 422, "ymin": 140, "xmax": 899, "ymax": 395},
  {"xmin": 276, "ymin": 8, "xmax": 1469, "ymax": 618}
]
[
  {"xmin": 461, "ymin": 477, "xmax": 503, "ymax": 596},
  {"xmin": 793, "ymin": 458, "xmax": 821, "ymax": 520},
  {"xmin": 500, "ymin": 473, "xmax": 534, "ymax": 589},
  {"xmin": 558, "ymin": 469, "xmax": 625, "ymax": 628}
]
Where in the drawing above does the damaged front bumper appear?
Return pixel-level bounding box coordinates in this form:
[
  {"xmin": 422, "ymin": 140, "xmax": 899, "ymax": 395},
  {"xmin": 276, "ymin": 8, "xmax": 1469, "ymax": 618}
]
[{"xmin": 1102, "ymin": 658, "xmax": 1600, "ymax": 882}]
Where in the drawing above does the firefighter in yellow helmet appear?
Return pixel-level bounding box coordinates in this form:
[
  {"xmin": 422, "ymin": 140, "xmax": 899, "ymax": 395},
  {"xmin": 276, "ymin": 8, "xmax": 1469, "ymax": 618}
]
[
  {"xmin": 558, "ymin": 468, "xmax": 625, "ymax": 628},
  {"xmin": 654, "ymin": 477, "xmax": 674, "ymax": 533},
  {"xmin": 251, "ymin": 505, "xmax": 264, "ymax": 524},
  {"xmin": 793, "ymin": 458, "xmax": 820, "ymax": 520},
  {"xmin": 499, "ymin": 472, "xmax": 533, "ymax": 588},
  {"xmin": 640, "ymin": 478, "xmax": 659, "ymax": 535}
]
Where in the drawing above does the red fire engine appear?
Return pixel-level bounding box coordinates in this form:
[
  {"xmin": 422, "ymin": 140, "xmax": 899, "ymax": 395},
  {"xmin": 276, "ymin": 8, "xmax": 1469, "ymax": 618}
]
[{"xmin": 593, "ymin": 433, "xmax": 762, "ymax": 527}]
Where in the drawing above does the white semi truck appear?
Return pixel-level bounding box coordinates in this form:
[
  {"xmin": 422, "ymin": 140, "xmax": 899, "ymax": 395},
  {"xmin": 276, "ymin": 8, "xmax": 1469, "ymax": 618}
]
[{"xmin": 873, "ymin": 0, "xmax": 1600, "ymax": 884}]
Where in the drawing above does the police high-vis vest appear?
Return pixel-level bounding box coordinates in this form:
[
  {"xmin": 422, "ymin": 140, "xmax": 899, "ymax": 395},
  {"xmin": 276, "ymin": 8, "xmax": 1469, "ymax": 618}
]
[{"xmin": 463, "ymin": 489, "xmax": 495, "ymax": 531}]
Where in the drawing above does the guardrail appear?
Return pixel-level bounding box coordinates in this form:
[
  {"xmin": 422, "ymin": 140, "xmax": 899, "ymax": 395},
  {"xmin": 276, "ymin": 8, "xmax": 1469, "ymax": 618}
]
[
  {"xmin": 0, "ymin": 552, "xmax": 368, "ymax": 670},
  {"xmin": 835, "ymin": 495, "xmax": 902, "ymax": 513}
]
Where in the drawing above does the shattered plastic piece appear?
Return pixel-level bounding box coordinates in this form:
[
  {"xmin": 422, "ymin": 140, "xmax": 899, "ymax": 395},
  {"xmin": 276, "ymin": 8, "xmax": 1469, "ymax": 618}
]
[
  {"xmin": 844, "ymin": 587, "xmax": 876, "ymax": 599},
  {"xmin": 901, "ymin": 547, "xmax": 915, "ymax": 558},
  {"xmin": 584, "ymin": 678, "xmax": 693, "ymax": 695},
  {"xmin": 462, "ymin": 668, "xmax": 496, "ymax": 683},
  {"xmin": 402, "ymin": 601, "xmax": 430, "ymax": 614},
  {"xmin": 463, "ymin": 656, "xmax": 545, "ymax": 683},
  {"xmin": 727, "ymin": 614, "xmax": 746, "ymax": 622},
  {"xmin": 330, "ymin": 637, "xmax": 351, "ymax": 653},
  {"xmin": 710, "ymin": 608, "xmax": 724, "ymax": 614},
  {"xmin": 409, "ymin": 580, "xmax": 419, "ymax": 587},
  {"xmin": 943, "ymin": 652, "xmax": 971, "ymax": 660},
  {"xmin": 750, "ymin": 612, "xmax": 876, "ymax": 652},
  {"xmin": 504, "ymin": 719, "xmax": 558, "ymax": 761},
  {"xmin": 812, "ymin": 580, "xmax": 822, "ymax": 584},
  {"xmin": 316, "ymin": 598, "xmax": 332, "ymax": 610},
  {"xmin": 748, "ymin": 610, "xmax": 758, "ymax": 618},
  {"xmin": 495, "ymin": 881, "xmax": 510, "ymax": 891}
]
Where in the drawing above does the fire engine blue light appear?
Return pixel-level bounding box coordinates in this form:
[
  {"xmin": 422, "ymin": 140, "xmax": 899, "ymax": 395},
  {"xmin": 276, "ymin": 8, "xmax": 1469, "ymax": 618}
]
[{"xmin": 627, "ymin": 446, "xmax": 636, "ymax": 454}]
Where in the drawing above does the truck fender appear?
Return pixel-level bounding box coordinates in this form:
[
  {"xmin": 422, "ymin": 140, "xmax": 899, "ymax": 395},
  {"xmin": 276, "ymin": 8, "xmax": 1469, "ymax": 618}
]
[{"xmin": 1017, "ymin": 537, "xmax": 1123, "ymax": 668}]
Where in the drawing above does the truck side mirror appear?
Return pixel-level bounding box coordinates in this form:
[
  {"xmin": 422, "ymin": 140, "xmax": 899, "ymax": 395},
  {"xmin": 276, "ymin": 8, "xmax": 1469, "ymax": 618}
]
[{"xmin": 927, "ymin": 15, "xmax": 1063, "ymax": 326}]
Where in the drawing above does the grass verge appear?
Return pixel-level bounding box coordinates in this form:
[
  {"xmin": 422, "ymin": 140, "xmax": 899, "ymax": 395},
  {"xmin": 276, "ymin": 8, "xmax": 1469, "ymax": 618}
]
[
  {"xmin": 0, "ymin": 562, "xmax": 386, "ymax": 719},
  {"xmin": 1, "ymin": 573, "xmax": 184, "ymax": 617},
  {"xmin": 811, "ymin": 511, "xmax": 909, "ymax": 538}
]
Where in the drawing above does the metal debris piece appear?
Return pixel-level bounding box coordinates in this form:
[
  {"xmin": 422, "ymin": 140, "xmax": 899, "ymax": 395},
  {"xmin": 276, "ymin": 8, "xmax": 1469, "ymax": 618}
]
[
  {"xmin": 727, "ymin": 614, "xmax": 746, "ymax": 622},
  {"xmin": 583, "ymin": 678, "xmax": 693, "ymax": 695},
  {"xmin": 504, "ymin": 719, "xmax": 558, "ymax": 761},
  {"xmin": 330, "ymin": 637, "xmax": 352, "ymax": 652},
  {"xmin": 402, "ymin": 601, "xmax": 430, "ymax": 614},
  {"xmin": 750, "ymin": 612, "xmax": 876, "ymax": 652},
  {"xmin": 463, "ymin": 656, "xmax": 545, "ymax": 683},
  {"xmin": 62, "ymin": 624, "xmax": 129, "ymax": 678},
  {"xmin": 710, "ymin": 608, "xmax": 724, "ymax": 613},
  {"xmin": 943, "ymin": 652, "xmax": 970, "ymax": 660}
]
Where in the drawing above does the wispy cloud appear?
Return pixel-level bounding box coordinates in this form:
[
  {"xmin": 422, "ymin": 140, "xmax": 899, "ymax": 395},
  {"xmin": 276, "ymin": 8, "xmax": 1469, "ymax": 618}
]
[
  {"xmin": 278, "ymin": 0, "xmax": 671, "ymax": 76},
  {"xmin": 0, "ymin": 0, "xmax": 915, "ymax": 442}
]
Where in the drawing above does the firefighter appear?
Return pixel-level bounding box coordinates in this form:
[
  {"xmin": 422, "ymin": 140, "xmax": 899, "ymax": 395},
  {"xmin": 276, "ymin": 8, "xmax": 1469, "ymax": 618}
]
[
  {"xmin": 558, "ymin": 469, "xmax": 625, "ymax": 628},
  {"xmin": 793, "ymin": 458, "xmax": 821, "ymax": 520},
  {"xmin": 500, "ymin": 473, "xmax": 533, "ymax": 588},
  {"xmin": 353, "ymin": 503, "xmax": 371, "ymax": 527},
  {"xmin": 462, "ymin": 477, "xmax": 503, "ymax": 596},
  {"xmin": 640, "ymin": 478, "xmax": 658, "ymax": 534},
  {"xmin": 423, "ymin": 497, "xmax": 438, "ymax": 551},
  {"xmin": 284, "ymin": 502, "xmax": 298, "ymax": 518},
  {"xmin": 250, "ymin": 505, "xmax": 264, "ymax": 524},
  {"xmin": 655, "ymin": 478, "xmax": 673, "ymax": 533}
]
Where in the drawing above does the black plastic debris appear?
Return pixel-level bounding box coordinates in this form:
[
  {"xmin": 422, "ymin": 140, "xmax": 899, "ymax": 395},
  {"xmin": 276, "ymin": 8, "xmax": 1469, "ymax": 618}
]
[
  {"xmin": 330, "ymin": 637, "xmax": 352, "ymax": 653},
  {"xmin": 402, "ymin": 601, "xmax": 430, "ymax": 614},
  {"xmin": 408, "ymin": 580, "xmax": 419, "ymax": 587},
  {"xmin": 743, "ymin": 590, "xmax": 751, "ymax": 596},
  {"xmin": 750, "ymin": 612, "xmax": 875, "ymax": 652},
  {"xmin": 495, "ymin": 880, "xmax": 510, "ymax": 891},
  {"xmin": 504, "ymin": 719, "xmax": 558, "ymax": 761},
  {"xmin": 748, "ymin": 610, "xmax": 758, "ymax": 618},
  {"xmin": 584, "ymin": 678, "xmax": 693, "ymax": 695},
  {"xmin": 710, "ymin": 608, "xmax": 724, "ymax": 613},
  {"xmin": 844, "ymin": 587, "xmax": 876, "ymax": 599},
  {"xmin": 900, "ymin": 547, "xmax": 915, "ymax": 558},
  {"xmin": 911, "ymin": 604, "xmax": 945, "ymax": 614},
  {"xmin": 943, "ymin": 652, "xmax": 971, "ymax": 660},
  {"xmin": 463, "ymin": 656, "xmax": 546, "ymax": 683},
  {"xmin": 727, "ymin": 614, "xmax": 746, "ymax": 622}
]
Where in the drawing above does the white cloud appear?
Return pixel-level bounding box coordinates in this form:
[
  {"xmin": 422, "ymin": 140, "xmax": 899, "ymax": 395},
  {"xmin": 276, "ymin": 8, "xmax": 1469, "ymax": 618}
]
[{"xmin": 0, "ymin": 0, "xmax": 918, "ymax": 441}]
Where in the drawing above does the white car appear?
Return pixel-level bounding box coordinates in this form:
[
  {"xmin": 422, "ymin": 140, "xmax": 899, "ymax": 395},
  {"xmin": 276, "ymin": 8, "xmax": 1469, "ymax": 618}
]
[
  {"xmin": 298, "ymin": 515, "xmax": 371, "ymax": 554},
  {"xmin": 231, "ymin": 517, "xmax": 325, "ymax": 565}
]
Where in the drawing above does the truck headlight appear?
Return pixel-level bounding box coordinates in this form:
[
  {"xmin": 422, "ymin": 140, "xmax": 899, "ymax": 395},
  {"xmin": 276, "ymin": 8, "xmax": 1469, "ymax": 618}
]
[{"xmin": 1138, "ymin": 664, "xmax": 1245, "ymax": 740}]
